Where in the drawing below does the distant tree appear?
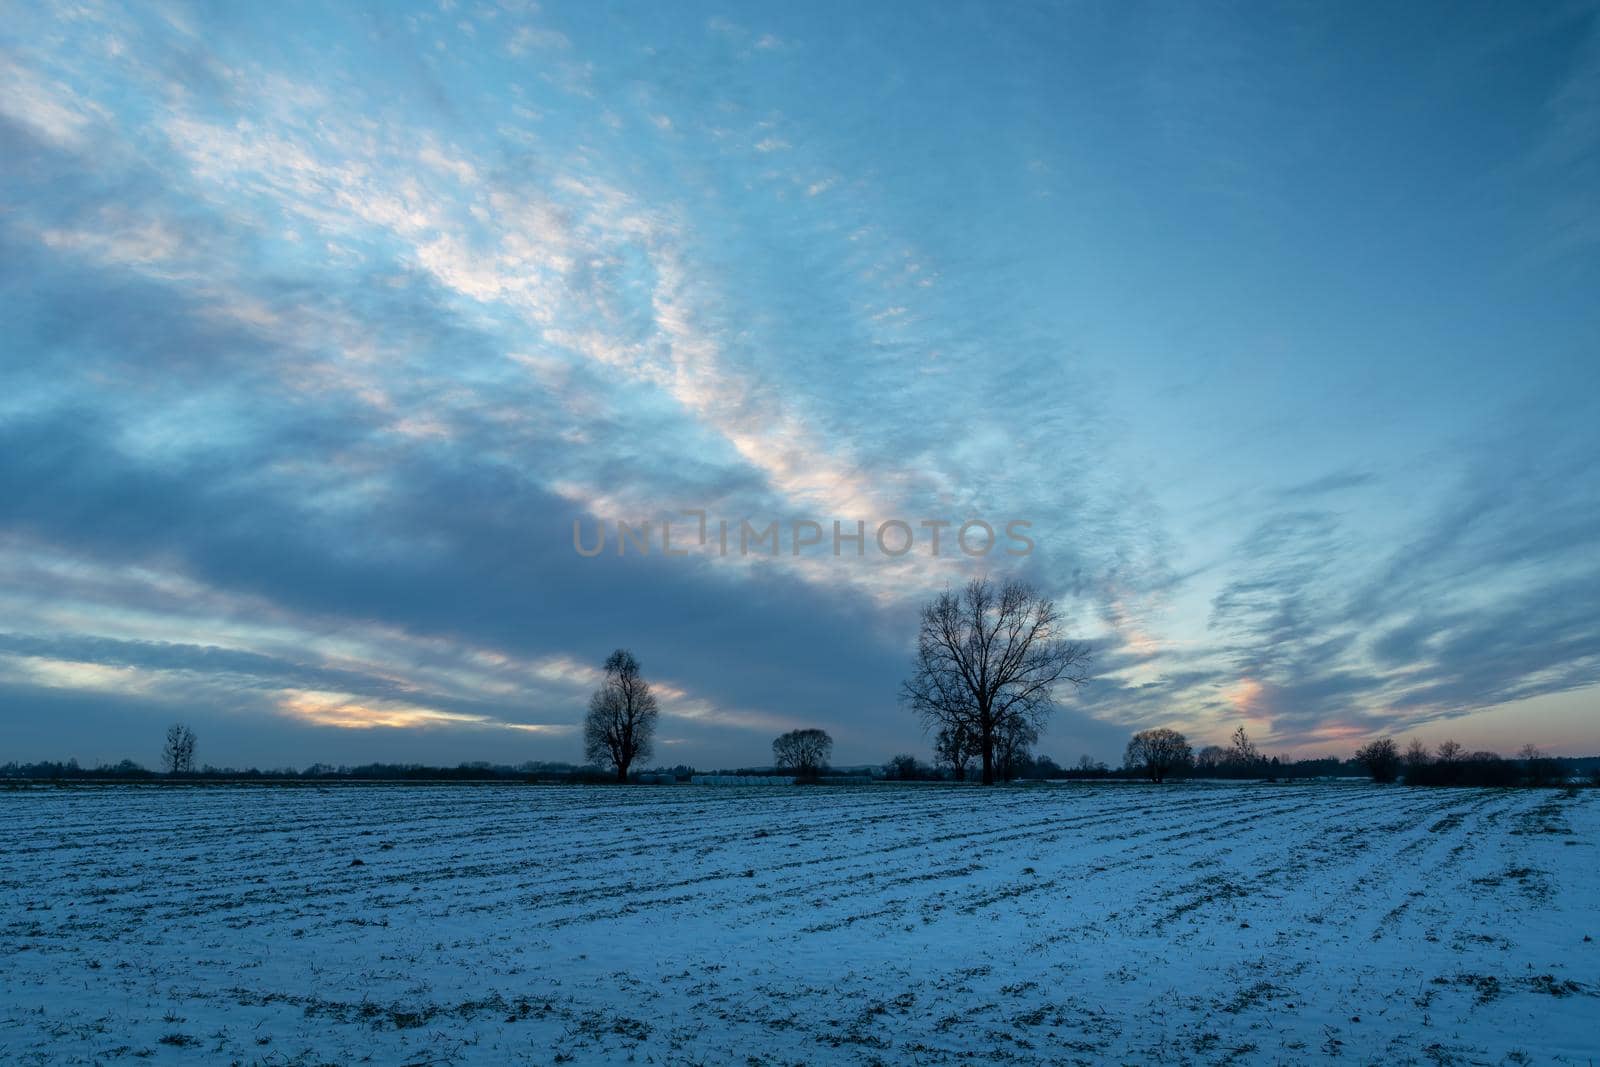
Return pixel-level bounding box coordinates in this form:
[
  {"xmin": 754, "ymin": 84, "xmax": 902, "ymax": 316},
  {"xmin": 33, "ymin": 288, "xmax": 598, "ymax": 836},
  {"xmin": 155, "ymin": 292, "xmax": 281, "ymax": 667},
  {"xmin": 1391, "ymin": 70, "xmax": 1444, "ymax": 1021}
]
[
  {"xmin": 884, "ymin": 754, "xmax": 925, "ymax": 780},
  {"xmin": 1227, "ymin": 726, "xmax": 1261, "ymax": 773},
  {"xmin": 162, "ymin": 724, "xmax": 196, "ymax": 775},
  {"xmin": 582, "ymin": 649, "xmax": 659, "ymax": 783},
  {"xmin": 994, "ymin": 717, "xmax": 1039, "ymax": 783},
  {"xmin": 1405, "ymin": 747, "xmax": 1529, "ymax": 788},
  {"xmin": 1519, "ymin": 744, "xmax": 1562, "ymax": 788},
  {"xmin": 1354, "ymin": 737, "xmax": 1401, "ymax": 783},
  {"xmin": 934, "ymin": 723, "xmax": 981, "ymax": 781},
  {"xmin": 1194, "ymin": 745, "xmax": 1226, "ymax": 773},
  {"xmin": 772, "ymin": 728, "xmax": 832, "ymax": 782},
  {"xmin": 1403, "ymin": 739, "xmax": 1431, "ymax": 774},
  {"xmin": 1466, "ymin": 751, "xmax": 1515, "ymax": 787},
  {"xmin": 1075, "ymin": 754, "xmax": 1108, "ymax": 775},
  {"xmin": 1125, "ymin": 728, "xmax": 1192, "ymax": 783},
  {"xmin": 1025, "ymin": 754, "xmax": 1063, "ymax": 780},
  {"xmin": 1426, "ymin": 739, "xmax": 1467, "ymax": 784},
  {"xmin": 902, "ymin": 577, "xmax": 1092, "ymax": 785}
]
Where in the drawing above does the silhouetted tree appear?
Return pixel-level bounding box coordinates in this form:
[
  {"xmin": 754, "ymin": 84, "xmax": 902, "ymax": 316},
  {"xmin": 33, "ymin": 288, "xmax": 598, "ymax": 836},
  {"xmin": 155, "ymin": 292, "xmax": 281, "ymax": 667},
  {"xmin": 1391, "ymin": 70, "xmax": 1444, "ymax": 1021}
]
[
  {"xmin": 1403, "ymin": 739, "xmax": 1431, "ymax": 779},
  {"xmin": 994, "ymin": 717, "xmax": 1039, "ymax": 783},
  {"xmin": 1423, "ymin": 739, "xmax": 1465, "ymax": 784},
  {"xmin": 1076, "ymin": 754, "xmax": 1108, "ymax": 774},
  {"xmin": 162, "ymin": 724, "xmax": 196, "ymax": 775},
  {"xmin": 1519, "ymin": 744, "xmax": 1562, "ymax": 787},
  {"xmin": 583, "ymin": 649, "xmax": 659, "ymax": 783},
  {"xmin": 1354, "ymin": 737, "xmax": 1401, "ymax": 783},
  {"xmin": 934, "ymin": 723, "xmax": 980, "ymax": 781},
  {"xmin": 883, "ymin": 754, "xmax": 927, "ymax": 780},
  {"xmin": 1023, "ymin": 754, "xmax": 1063, "ymax": 780},
  {"xmin": 1194, "ymin": 745, "xmax": 1226, "ymax": 773},
  {"xmin": 1227, "ymin": 725, "xmax": 1261, "ymax": 775},
  {"xmin": 902, "ymin": 577, "xmax": 1092, "ymax": 785},
  {"xmin": 1467, "ymin": 751, "xmax": 1515, "ymax": 786},
  {"xmin": 772, "ymin": 728, "xmax": 832, "ymax": 782},
  {"xmin": 1125, "ymin": 728, "xmax": 1192, "ymax": 783},
  {"xmin": 1404, "ymin": 746, "xmax": 1528, "ymax": 787}
]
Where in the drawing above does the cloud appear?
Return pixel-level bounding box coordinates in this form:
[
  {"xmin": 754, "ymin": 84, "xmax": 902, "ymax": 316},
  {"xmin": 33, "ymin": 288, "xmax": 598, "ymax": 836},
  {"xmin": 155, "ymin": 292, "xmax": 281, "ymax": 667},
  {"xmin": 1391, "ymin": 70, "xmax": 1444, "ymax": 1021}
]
[
  {"xmin": 1271, "ymin": 471, "xmax": 1376, "ymax": 498},
  {"xmin": 1, "ymin": 0, "xmax": 1595, "ymax": 770},
  {"xmin": 506, "ymin": 26, "xmax": 571, "ymax": 55},
  {"xmin": 1185, "ymin": 404, "xmax": 1600, "ymax": 747},
  {"xmin": 0, "ymin": 57, "xmax": 104, "ymax": 149}
]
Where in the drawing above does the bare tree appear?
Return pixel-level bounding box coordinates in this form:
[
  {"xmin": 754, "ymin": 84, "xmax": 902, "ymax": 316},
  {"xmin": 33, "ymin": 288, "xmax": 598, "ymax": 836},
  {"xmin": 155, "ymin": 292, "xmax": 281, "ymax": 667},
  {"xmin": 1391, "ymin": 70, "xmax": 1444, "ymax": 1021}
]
[
  {"xmin": 772, "ymin": 728, "xmax": 832, "ymax": 781},
  {"xmin": 884, "ymin": 754, "xmax": 925, "ymax": 780},
  {"xmin": 1403, "ymin": 738, "xmax": 1431, "ymax": 774},
  {"xmin": 1426, "ymin": 739, "xmax": 1465, "ymax": 784},
  {"xmin": 1519, "ymin": 744, "xmax": 1561, "ymax": 788},
  {"xmin": 1194, "ymin": 744, "xmax": 1226, "ymax": 772},
  {"xmin": 902, "ymin": 577, "xmax": 1092, "ymax": 785},
  {"xmin": 1354, "ymin": 737, "xmax": 1401, "ymax": 783},
  {"xmin": 994, "ymin": 716, "xmax": 1039, "ymax": 783},
  {"xmin": 934, "ymin": 723, "xmax": 980, "ymax": 781},
  {"xmin": 162, "ymin": 723, "xmax": 196, "ymax": 775},
  {"xmin": 583, "ymin": 649, "xmax": 659, "ymax": 783},
  {"xmin": 1125, "ymin": 728, "xmax": 1192, "ymax": 783},
  {"xmin": 1227, "ymin": 725, "xmax": 1260, "ymax": 770}
]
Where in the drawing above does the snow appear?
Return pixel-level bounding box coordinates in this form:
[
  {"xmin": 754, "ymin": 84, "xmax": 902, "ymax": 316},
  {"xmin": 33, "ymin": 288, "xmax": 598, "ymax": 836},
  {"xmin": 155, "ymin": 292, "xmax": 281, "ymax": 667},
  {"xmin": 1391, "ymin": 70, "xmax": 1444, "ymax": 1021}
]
[{"xmin": 2, "ymin": 781, "xmax": 1596, "ymax": 1064}]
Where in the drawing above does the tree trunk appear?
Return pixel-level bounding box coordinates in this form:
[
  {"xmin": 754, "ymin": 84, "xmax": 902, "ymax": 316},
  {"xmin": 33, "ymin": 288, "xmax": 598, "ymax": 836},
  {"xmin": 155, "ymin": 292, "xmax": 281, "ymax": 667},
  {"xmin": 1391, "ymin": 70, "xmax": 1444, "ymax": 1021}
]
[
  {"xmin": 979, "ymin": 706, "xmax": 995, "ymax": 785},
  {"xmin": 616, "ymin": 763, "xmax": 629, "ymax": 784}
]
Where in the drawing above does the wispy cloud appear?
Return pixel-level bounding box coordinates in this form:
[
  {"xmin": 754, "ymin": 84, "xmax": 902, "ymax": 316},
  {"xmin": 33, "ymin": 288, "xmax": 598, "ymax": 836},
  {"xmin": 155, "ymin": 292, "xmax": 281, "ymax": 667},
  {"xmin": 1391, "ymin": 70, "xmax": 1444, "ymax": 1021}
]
[{"xmin": 1, "ymin": 0, "xmax": 1596, "ymax": 767}]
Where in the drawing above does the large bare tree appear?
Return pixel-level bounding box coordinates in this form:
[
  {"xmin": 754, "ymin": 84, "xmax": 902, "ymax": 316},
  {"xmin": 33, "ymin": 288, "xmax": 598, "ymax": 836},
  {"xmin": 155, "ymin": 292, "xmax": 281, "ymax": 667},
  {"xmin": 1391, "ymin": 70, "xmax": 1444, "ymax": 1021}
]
[
  {"xmin": 902, "ymin": 577, "xmax": 1092, "ymax": 785},
  {"xmin": 583, "ymin": 649, "xmax": 659, "ymax": 783}
]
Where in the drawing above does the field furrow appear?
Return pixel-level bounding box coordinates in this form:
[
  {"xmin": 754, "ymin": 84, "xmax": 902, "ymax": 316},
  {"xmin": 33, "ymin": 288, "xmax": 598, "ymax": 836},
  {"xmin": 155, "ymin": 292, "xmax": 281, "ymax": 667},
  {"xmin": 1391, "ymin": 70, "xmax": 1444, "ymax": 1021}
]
[{"xmin": 1, "ymin": 781, "xmax": 1595, "ymax": 1064}]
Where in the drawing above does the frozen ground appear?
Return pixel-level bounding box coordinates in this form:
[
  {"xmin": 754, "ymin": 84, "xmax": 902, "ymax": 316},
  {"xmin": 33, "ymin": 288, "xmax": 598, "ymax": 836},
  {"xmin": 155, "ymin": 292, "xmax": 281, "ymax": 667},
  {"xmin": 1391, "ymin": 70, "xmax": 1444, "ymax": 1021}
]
[{"xmin": 1, "ymin": 781, "xmax": 1596, "ymax": 1065}]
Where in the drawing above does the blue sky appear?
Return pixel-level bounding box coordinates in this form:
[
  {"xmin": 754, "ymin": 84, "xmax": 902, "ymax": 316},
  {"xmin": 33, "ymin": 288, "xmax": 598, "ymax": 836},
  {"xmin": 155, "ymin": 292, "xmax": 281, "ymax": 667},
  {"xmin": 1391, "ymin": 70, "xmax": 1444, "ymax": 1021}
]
[{"xmin": 1, "ymin": 0, "xmax": 1597, "ymax": 769}]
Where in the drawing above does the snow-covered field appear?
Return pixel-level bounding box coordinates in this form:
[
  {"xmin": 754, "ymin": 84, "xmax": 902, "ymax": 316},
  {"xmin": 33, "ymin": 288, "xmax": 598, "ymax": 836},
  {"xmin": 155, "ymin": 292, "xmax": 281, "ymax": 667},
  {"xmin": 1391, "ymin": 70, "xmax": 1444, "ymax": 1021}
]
[{"xmin": 2, "ymin": 781, "xmax": 1596, "ymax": 1065}]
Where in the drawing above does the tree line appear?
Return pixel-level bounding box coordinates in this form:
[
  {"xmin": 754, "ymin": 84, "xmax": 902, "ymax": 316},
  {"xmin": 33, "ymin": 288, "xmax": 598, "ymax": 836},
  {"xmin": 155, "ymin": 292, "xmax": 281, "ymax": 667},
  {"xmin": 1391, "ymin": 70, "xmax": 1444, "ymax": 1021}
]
[
  {"xmin": 7, "ymin": 578, "xmax": 1589, "ymax": 789},
  {"xmin": 1353, "ymin": 736, "xmax": 1574, "ymax": 788},
  {"xmin": 7, "ymin": 717, "xmax": 1593, "ymax": 788}
]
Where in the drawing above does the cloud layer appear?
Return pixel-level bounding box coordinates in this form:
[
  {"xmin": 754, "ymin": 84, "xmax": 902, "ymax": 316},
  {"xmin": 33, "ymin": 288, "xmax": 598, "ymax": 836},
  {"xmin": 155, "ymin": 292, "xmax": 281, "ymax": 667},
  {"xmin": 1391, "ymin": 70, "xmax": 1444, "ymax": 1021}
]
[{"xmin": 2, "ymin": 1, "xmax": 1597, "ymax": 767}]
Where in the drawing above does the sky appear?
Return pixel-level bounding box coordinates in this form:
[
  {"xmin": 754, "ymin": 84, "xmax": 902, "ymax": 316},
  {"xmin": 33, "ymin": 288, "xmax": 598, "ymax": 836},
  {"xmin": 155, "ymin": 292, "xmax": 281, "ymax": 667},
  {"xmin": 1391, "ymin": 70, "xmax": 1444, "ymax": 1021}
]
[{"xmin": 1, "ymin": 1, "xmax": 1597, "ymax": 770}]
